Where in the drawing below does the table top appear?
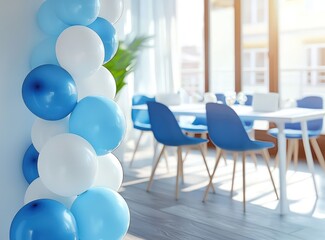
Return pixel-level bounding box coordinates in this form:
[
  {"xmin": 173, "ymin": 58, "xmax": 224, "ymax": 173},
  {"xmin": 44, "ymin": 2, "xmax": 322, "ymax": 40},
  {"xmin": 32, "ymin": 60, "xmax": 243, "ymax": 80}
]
[{"xmin": 134, "ymin": 103, "xmax": 325, "ymax": 124}]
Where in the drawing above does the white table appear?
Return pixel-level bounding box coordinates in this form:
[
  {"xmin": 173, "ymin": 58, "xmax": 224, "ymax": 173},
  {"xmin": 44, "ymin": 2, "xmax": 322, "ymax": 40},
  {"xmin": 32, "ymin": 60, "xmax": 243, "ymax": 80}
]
[{"xmin": 167, "ymin": 103, "xmax": 325, "ymax": 215}]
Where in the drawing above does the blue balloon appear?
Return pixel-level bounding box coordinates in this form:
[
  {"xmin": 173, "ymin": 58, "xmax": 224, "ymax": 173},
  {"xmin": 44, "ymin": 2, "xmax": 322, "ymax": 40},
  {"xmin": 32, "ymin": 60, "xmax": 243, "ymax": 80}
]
[
  {"xmin": 22, "ymin": 64, "xmax": 78, "ymax": 120},
  {"xmin": 71, "ymin": 187, "xmax": 130, "ymax": 240},
  {"xmin": 88, "ymin": 17, "xmax": 118, "ymax": 63},
  {"xmin": 30, "ymin": 38, "xmax": 59, "ymax": 69},
  {"xmin": 10, "ymin": 199, "xmax": 79, "ymax": 240},
  {"xmin": 69, "ymin": 96, "xmax": 126, "ymax": 155},
  {"xmin": 22, "ymin": 144, "xmax": 39, "ymax": 184},
  {"xmin": 37, "ymin": 0, "xmax": 69, "ymax": 36},
  {"xmin": 54, "ymin": 0, "xmax": 100, "ymax": 26}
]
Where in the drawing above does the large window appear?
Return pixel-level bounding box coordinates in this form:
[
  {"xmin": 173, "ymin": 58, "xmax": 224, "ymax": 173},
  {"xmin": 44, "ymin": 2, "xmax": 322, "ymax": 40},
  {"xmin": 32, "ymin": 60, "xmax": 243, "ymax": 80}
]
[
  {"xmin": 177, "ymin": 0, "xmax": 205, "ymax": 98},
  {"xmin": 242, "ymin": 0, "xmax": 268, "ymax": 25},
  {"xmin": 305, "ymin": 45, "xmax": 325, "ymax": 85},
  {"xmin": 209, "ymin": 1, "xmax": 235, "ymax": 93},
  {"xmin": 242, "ymin": 49, "xmax": 268, "ymax": 88},
  {"xmin": 279, "ymin": 0, "xmax": 325, "ymax": 99}
]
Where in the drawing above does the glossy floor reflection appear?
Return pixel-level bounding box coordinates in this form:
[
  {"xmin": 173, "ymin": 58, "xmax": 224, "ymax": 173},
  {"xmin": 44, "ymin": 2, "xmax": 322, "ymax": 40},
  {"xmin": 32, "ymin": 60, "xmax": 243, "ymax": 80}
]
[{"xmin": 121, "ymin": 139, "xmax": 325, "ymax": 240}]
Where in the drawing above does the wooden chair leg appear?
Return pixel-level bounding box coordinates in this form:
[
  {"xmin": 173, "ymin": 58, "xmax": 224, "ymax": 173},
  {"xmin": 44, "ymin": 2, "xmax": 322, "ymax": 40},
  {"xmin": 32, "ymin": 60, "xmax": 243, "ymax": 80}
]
[
  {"xmin": 129, "ymin": 131, "xmax": 144, "ymax": 167},
  {"xmin": 180, "ymin": 148, "xmax": 184, "ymax": 184},
  {"xmin": 293, "ymin": 139, "xmax": 299, "ymax": 170},
  {"xmin": 242, "ymin": 152, "xmax": 246, "ymax": 212},
  {"xmin": 231, "ymin": 152, "xmax": 238, "ymax": 195},
  {"xmin": 163, "ymin": 150, "xmax": 169, "ymax": 172},
  {"xmin": 198, "ymin": 144, "xmax": 216, "ymax": 193},
  {"xmin": 250, "ymin": 152, "xmax": 258, "ymax": 169},
  {"xmin": 286, "ymin": 139, "xmax": 294, "ymax": 169},
  {"xmin": 262, "ymin": 149, "xmax": 279, "ymax": 200},
  {"xmin": 216, "ymin": 147, "xmax": 227, "ymax": 166},
  {"xmin": 147, "ymin": 145, "xmax": 166, "ymax": 192},
  {"xmin": 176, "ymin": 147, "xmax": 182, "ymax": 200},
  {"xmin": 203, "ymin": 148, "xmax": 222, "ymax": 202},
  {"xmin": 274, "ymin": 152, "xmax": 279, "ymax": 169},
  {"xmin": 310, "ymin": 138, "xmax": 325, "ymax": 171},
  {"xmin": 201, "ymin": 132, "xmax": 208, "ymax": 156}
]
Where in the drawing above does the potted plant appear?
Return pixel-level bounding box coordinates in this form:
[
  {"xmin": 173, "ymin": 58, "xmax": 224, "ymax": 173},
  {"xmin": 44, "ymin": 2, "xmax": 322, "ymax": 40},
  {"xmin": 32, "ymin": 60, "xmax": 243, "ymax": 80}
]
[
  {"xmin": 103, "ymin": 36, "xmax": 151, "ymax": 162},
  {"xmin": 103, "ymin": 35, "xmax": 151, "ymax": 96}
]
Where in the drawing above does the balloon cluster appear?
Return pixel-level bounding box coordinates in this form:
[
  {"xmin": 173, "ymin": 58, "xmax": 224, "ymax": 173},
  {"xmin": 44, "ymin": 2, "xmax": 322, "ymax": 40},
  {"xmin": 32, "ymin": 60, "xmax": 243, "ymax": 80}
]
[{"xmin": 10, "ymin": 1, "xmax": 130, "ymax": 240}]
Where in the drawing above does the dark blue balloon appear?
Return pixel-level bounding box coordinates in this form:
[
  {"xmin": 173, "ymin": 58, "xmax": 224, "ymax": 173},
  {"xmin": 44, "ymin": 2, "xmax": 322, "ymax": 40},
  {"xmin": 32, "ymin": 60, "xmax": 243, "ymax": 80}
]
[
  {"xmin": 22, "ymin": 144, "xmax": 39, "ymax": 184},
  {"xmin": 10, "ymin": 199, "xmax": 79, "ymax": 240},
  {"xmin": 87, "ymin": 17, "xmax": 118, "ymax": 63},
  {"xmin": 22, "ymin": 64, "xmax": 78, "ymax": 120}
]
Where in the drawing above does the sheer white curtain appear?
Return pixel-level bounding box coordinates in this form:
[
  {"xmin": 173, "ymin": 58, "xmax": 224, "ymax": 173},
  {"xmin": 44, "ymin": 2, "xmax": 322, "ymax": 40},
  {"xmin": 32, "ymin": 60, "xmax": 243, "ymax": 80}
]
[{"xmin": 130, "ymin": 0, "xmax": 180, "ymax": 95}]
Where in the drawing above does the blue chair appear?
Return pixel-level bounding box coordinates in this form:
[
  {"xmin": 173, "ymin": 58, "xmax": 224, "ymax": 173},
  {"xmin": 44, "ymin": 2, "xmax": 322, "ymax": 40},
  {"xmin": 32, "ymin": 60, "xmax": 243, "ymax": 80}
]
[
  {"xmin": 130, "ymin": 95, "xmax": 156, "ymax": 167},
  {"xmin": 268, "ymin": 96, "xmax": 325, "ymax": 170},
  {"xmin": 214, "ymin": 93, "xmax": 257, "ymax": 166},
  {"xmin": 203, "ymin": 103, "xmax": 278, "ymax": 211},
  {"xmin": 146, "ymin": 102, "xmax": 213, "ymax": 199}
]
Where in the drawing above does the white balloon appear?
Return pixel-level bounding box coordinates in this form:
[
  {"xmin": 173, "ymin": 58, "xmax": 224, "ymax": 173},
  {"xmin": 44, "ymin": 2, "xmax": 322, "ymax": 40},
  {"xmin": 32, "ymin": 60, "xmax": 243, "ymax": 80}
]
[
  {"xmin": 75, "ymin": 66, "xmax": 116, "ymax": 100},
  {"xmin": 56, "ymin": 26, "xmax": 104, "ymax": 79},
  {"xmin": 31, "ymin": 117, "xmax": 69, "ymax": 152},
  {"xmin": 93, "ymin": 153, "xmax": 123, "ymax": 191},
  {"xmin": 38, "ymin": 133, "xmax": 98, "ymax": 197},
  {"xmin": 24, "ymin": 178, "xmax": 76, "ymax": 209},
  {"xmin": 99, "ymin": 0, "xmax": 124, "ymax": 24}
]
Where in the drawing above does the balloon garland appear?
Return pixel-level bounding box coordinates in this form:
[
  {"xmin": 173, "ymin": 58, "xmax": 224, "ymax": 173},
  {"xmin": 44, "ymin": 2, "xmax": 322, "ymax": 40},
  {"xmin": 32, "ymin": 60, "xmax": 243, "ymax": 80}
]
[{"xmin": 10, "ymin": 1, "xmax": 129, "ymax": 239}]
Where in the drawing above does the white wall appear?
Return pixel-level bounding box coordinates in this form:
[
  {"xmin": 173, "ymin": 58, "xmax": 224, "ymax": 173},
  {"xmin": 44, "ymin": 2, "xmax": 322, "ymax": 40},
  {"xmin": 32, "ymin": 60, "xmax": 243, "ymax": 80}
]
[{"xmin": 0, "ymin": 1, "xmax": 42, "ymax": 239}]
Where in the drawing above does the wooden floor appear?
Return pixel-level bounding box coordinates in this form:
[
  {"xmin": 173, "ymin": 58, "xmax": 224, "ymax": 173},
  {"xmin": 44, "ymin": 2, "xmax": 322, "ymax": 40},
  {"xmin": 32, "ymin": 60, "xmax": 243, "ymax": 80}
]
[{"xmin": 120, "ymin": 138, "xmax": 325, "ymax": 240}]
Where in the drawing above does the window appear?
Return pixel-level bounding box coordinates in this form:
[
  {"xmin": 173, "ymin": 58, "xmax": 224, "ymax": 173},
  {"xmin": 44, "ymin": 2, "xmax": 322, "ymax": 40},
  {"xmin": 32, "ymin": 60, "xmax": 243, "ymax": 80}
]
[
  {"xmin": 177, "ymin": 0, "xmax": 204, "ymax": 97},
  {"xmin": 243, "ymin": 0, "xmax": 268, "ymax": 25},
  {"xmin": 242, "ymin": 49, "xmax": 268, "ymax": 88},
  {"xmin": 305, "ymin": 45, "xmax": 325, "ymax": 85}
]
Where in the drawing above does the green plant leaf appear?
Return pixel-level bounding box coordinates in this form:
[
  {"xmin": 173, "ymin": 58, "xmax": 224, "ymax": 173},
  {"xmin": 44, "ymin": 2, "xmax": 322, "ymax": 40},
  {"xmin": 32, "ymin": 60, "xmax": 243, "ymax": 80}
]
[{"xmin": 103, "ymin": 36, "xmax": 152, "ymax": 95}]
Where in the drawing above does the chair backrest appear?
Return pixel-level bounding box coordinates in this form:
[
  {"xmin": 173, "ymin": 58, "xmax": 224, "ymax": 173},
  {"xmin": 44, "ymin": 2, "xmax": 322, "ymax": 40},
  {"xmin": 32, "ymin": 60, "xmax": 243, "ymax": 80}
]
[
  {"xmin": 252, "ymin": 92, "xmax": 279, "ymax": 112},
  {"xmin": 215, "ymin": 93, "xmax": 253, "ymax": 106},
  {"xmin": 147, "ymin": 102, "xmax": 187, "ymax": 146},
  {"xmin": 206, "ymin": 103, "xmax": 252, "ymax": 151},
  {"xmin": 131, "ymin": 95, "xmax": 155, "ymax": 124},
  {"xmin": 285, "ymin": 96, "xmax": 323, "ymax": 131},
  {"xmin": 156, "ymin": 93, "xmax": 181, "ymax": 106},
  {"xmin": 215, "ymin": 93, "xmax": 226, "ymax": 104}
]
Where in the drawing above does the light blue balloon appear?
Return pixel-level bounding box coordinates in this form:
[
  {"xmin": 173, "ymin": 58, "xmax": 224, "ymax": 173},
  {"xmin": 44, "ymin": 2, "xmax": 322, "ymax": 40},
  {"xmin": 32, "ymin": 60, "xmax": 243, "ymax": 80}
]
[
  {"xmin": 37, "ymin": 0, "xmax": 69, "ymax": 36},
  {"xmin": 30, "ymin": 38, "xmax": 59, "ymax": 69},
  {"xmin": 88, "ymin": 17, "xmax": 118, "ymax": 63},
  {"xmin": 54, "ymin": 0, "xmax": 100, "ymax": 26},
  {"xmin": 69, "ymin": 96, "xmax": 126, "ymax": 155},
  {"xmin": 71, "ymin": 187, "xmax": 130, "ymax": 240}
]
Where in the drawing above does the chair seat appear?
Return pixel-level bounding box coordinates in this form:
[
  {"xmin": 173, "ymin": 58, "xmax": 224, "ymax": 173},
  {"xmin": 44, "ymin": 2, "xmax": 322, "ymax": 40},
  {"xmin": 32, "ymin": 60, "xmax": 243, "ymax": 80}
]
[
  {"xmin": 163, "ymin": 135, "xmax": 208, "ymax": 147},
  {"xmin": 268, "ymin": 128, "xmax": 321, "ymax": 139},
  {"xmin": 179, "ymin": 122, "xmax": 208, "ymax": 133},
  {"xmin": 221, "ymin": 140, "xmax": 274, "ymax": 152},
  {"xmin": 133, "ymin": 122, "xmax": 151, "ymax": 131}
]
